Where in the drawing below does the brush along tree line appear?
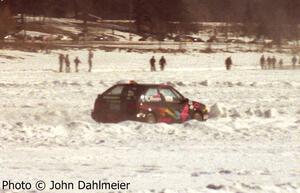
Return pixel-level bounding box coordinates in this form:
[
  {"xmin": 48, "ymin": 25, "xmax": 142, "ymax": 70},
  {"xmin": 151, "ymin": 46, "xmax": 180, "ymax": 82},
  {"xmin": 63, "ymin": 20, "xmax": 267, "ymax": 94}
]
[{"xmin": 0, "ymin": 0, "xmax": 300, "ymax": 43}]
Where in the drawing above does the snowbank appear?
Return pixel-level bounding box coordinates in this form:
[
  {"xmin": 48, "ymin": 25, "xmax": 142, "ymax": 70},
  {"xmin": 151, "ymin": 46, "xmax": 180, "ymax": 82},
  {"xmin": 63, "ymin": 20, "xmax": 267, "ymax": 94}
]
[{"xmin": 209, "ymin": 103, "xmax": 228, "ymax": 118}]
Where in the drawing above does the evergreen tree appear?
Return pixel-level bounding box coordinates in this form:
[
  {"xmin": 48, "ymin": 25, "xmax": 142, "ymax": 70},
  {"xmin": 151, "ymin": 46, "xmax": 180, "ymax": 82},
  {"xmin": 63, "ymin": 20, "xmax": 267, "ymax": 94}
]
[
  {"xmin": 0, "ymin": 5, "xmax": 15, "ymax": 39},
  {"xmin": 133, "ymin": 0, "xmax": 197, "ymax": 38},
  {"xmin": 242, "ymin": 0, "xmax": 255, "ymax": 36}
]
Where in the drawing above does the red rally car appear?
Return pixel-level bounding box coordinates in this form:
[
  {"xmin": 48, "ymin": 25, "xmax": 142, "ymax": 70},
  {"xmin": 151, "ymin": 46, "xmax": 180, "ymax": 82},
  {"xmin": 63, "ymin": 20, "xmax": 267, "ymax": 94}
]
[{"xmin": 91, "ymin": 82, "xmax": 208, "ymax": 123}]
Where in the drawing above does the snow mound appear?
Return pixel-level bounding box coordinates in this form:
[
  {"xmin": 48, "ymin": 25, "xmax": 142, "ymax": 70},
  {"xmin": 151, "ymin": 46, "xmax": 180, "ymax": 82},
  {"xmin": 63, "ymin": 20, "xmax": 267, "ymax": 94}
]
[
  {"xmin": 236, "ymin": 82, "xmax": 244, "ymax": 86},
  {"xmin": 200, "ymin": 80, "xmax": 210, "ymax": 86},
  {"xmin": 283, "ymin": 81, "xmax": 295, "ymax": 87},
  {"xmin": 224, "ymin": 81, "xmax": 234, "ymax": 87},
  {"xmin": 250, "ymin": 82, "xmax": 257, "ymax": 87},
  {"xmin": 175, "ymin": 81, "xmax": 186, "ymax": 86},
  {"xmin": 165, "ymin": 81, "xmax": 176, "ymax": 87},
  {"xmin": 264, "ymin": 108, "xmax": 279, "ymax": 118},
  {"xmin": 209, "ymin": 103, "xmax": 228, "ymax": 118},
  {"xmin": 245, "ymin": 108, "xmax": 255, "ymax": 116},
  {"xmin": 256, "ymin": 110, "xmax": 265, "ymax": 117},
  {"xmin": 229, "ymin": 108, "xmax": 241, "ymax": 118}
]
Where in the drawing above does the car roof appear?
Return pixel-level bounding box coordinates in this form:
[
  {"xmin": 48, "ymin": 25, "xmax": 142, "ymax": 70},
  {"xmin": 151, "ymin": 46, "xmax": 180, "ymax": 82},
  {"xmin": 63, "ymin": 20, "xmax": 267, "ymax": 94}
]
[{"xmin": 116, "ymin": 83, "xmax": 172, "ymax": 88}]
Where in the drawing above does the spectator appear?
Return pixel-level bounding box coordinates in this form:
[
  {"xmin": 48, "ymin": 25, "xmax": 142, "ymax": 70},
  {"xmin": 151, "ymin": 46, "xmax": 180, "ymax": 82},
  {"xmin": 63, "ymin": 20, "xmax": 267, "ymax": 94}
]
[
  {"xmin": 159, "ymin": 56, "xmax": 167, "ymax": 71},
  {"xmin": 225, "ymin": 56, "xmax": 232, "ymax": 70},
  {"xmin": 271, "ymin": 56, "xmax": 277, "ymax": 69},
  {"xmin": 260, "ymin": 55, "xmax": 265, "ymax": 70},
  {"xmin": 88, "ymin": 49, "xmax": 94, "ymax": 72},
  {"xmin": 74, "ymin": 57, "xmax": 81, "ymax": 72},
  {"xmin": 65, "ymin": 54, "xmax": 71, "ymax": 73},
  {"xmin": 292, "ymin": 56, "xmax": 297, "ymax": 69},
  {"xmin": 150, "ymin": 56, "xmax": 156, "ymax": 72},
  {"xmin": 58, "ymin": 53, "xmax": 64, "ymax": 73}
]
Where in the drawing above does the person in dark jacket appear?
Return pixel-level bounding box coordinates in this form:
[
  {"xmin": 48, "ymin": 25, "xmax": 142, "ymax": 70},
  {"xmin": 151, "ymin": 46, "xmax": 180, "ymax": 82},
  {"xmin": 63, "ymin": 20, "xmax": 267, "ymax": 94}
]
[
  {"xmin": 260, "ymin": 55, "xmax": 265, "ymax": 70},
  {"xmin": 65, "ymin": 54, "xmax": 71, "ymax": 73},
  {"xmin": 150, "ymin": 56, "xmax": 156, "ymax": 72},
  {"xmin": 267, "ymin": 56, "xmax": 272, "ymax": 69},
  {"xmin": 225, "ymin": 56, "xmax": 232, "ymax": 70},
  {"xmin": 58, "ymin": 53, "xmax": 64, "ymax": 72},
  {"xmin": 292, "ymin": 56, "xmax": 297, "ymax": 69},
  {"xmin": 74, "ymin": 57, "xmax": 81, "ymax": 72},
  {"xmin": 279, "ymin": 59, "xmax": 283, "ymax": 69},
  {"xmin": 159, "ymin": 56, "xmax": 167, "ymax": 71},
  {"xmin": 271, "ymin": 56, "xmax": 277, "ymax": 69},
  {"xmin": 88, "ymin": 50, "xmax": 94, "ymax": 72}
]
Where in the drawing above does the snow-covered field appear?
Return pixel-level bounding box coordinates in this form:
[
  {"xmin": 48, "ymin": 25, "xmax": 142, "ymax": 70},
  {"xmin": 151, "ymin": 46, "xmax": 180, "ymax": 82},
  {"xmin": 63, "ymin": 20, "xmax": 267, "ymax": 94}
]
[{"xmin": 0, "ymin": 49, "xmax": 300, "ymax": 193}]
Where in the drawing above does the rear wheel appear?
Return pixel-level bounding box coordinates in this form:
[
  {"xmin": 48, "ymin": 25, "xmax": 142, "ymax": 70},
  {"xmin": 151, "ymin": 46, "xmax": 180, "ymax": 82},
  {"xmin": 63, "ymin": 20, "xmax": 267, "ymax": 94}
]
[
  {"xmin": 192, "ymin": 112, "xmax": 204, "ymax": 121},
  {"xmin": 145, "ymin": 113, "xmax": 157, "ymax": 124}
]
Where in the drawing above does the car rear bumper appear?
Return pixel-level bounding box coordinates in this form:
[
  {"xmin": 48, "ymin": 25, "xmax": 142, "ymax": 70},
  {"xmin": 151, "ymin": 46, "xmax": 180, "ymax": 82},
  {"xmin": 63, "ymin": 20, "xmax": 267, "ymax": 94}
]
[{"xmin": 91, "ymin": 111, "xmax": 101, "ymax": 122}]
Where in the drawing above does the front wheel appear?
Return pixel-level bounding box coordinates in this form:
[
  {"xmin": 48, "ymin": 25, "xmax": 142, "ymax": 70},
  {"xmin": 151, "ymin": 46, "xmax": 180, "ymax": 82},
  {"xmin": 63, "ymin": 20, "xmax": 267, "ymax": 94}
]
[
  {"xmin": 145, "ymin": 113, "xmax": 157, "ymax": 124},
  {"xmin": 192, "ymin": 112, "xmax": 204, "ymax": 121}
]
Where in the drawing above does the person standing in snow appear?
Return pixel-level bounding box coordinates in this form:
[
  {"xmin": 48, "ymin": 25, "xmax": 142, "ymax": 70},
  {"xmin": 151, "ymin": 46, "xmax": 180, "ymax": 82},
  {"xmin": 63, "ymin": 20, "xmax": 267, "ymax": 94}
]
[
  {"xmin": 88, "ymin": 49, "xmax": 94, "ymax": 72},
  {"xmin": 260, "ymin": 55, "xmax": 265, "ymax": 70},
  {"xmin": 279, "ymin": 59, "xmax": 283, "ymax": 69},
  {"xmin": 225, "ymin": 56, "xmax": 232, "ymax": 70},
  {"xmin": 267, "ymin": 56, "xmax": 272, "ymax": 69},
  {"xmin": 159, "ymin": 56, "xmax": 167, "ymax": 71},
  {"xmin": 292, "ymin": 56, "xmax": 297, "ymax": 69},
  {"xmin": 271, "ymin": 56, "xmax": 277, "ymax": 69},
  {"xmin": 150, "ymin": 56, "xmax": 156, "ymax": 72},
  {"xmin": 74, "ymin": 57, "xmax": 81, "ymax": 72},
  {"xmin": 65, "ymin": 54, "xmax": 71, "ymax": 73},
  {"xmin": 58, "ymin": 53, "xmax": 64, "ymax": 73}
]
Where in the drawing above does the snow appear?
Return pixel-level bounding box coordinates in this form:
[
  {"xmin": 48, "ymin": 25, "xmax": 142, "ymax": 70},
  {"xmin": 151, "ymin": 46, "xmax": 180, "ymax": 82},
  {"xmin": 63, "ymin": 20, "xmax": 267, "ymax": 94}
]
[
  {"xmin": 264, "ymin": 108, "xmax": 279, "ymax": 118},
  {"xmin": 0, "ymin": 49, "xmax": 300, "ymax": 193},
  {"xmin": 209, "ymin": 103, "xmax": 228, "ymax": 118}
]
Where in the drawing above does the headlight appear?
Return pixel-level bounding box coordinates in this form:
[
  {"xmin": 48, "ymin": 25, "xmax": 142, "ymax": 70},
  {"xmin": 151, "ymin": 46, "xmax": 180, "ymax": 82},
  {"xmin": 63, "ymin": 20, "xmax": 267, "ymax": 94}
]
[{"xmin": 136, "ymin": 113, "xmax": 146, "ymax": 118}]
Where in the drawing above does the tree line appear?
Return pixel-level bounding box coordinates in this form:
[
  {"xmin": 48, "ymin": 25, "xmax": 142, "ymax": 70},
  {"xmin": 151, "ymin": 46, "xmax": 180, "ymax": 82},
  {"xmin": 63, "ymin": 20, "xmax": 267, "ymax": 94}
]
[{"xmin": 1, "ymin": 0, "xmax": 300, "ymax": 43}]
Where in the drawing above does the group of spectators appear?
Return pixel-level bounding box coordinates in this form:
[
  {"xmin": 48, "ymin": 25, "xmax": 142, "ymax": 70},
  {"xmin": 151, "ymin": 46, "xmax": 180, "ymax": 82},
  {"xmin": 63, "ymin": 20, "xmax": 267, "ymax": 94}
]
[
  {"xmin": 149, "ymin": 56, "xmax": 167, "ymax": 72},
  {"xmin": 225, "ymin": 55, "xmax": 300, "ymax": 71},
  {"xmin": 57, "ymin": 51, "xmax": 300, "ymax": 73},
  {"xmin": 260, "ymin": 55, "xmax": 300, "ymax": 70},
  {"xmin": 58, "ymin": 50, "xmax": 94, "ymax": 73}
]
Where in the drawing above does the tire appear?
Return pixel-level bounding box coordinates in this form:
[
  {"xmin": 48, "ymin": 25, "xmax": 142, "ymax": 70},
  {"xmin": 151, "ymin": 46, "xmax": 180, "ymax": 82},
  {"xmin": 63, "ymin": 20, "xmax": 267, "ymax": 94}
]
[
  {"xmin": 192, "ymin": 112, "xmax": 204, "ymax": 121},
  {"xmin": 145, "ymin": 113, "xmax": 157, "ymax": 124}
]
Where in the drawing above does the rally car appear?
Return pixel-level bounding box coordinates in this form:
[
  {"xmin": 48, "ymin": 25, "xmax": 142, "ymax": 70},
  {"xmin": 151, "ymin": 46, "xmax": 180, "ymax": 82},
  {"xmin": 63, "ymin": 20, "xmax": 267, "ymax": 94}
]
[{"xmin": 91, "ymin": 82, "xmax": 208, "ymax": 123}]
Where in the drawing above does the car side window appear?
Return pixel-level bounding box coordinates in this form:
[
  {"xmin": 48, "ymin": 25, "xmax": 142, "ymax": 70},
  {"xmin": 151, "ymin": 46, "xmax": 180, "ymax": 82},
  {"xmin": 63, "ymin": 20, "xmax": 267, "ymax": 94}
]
[
  {"xmin": 103, "ymin": 85, "xmax": 124, "ymax": 100},
  {"xmin": 142, "ymin": 88, "xmax": 162, "ymax": 102},
  {"xmin": 125, "ymin": 87, "xmax": 138, "ymax": 100},
  {"xmin": 107, "ymin": 85, "xmax": 124, "ymax": 95},
  {"xmin": 159, "ymin": 88, "xmax": 181, "ymax": 103}
]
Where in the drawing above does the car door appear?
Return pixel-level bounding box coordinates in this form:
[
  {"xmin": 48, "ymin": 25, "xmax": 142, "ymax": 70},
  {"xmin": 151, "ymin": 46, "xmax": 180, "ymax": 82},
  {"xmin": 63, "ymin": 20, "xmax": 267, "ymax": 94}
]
[
  {"xmin": 121, "ymin": 86, "xmax": 139, "ymax": 120},
  {"xmin": 158, "ymin": 87, "xmax": 185, "ymax": 122},
  {"xmin": 101, "ymin": 85, "xmax": 125, "ymax": 122},
  {"xmin": 140, "ymin": 87, "xmax": 165, "ymax": 115}
]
